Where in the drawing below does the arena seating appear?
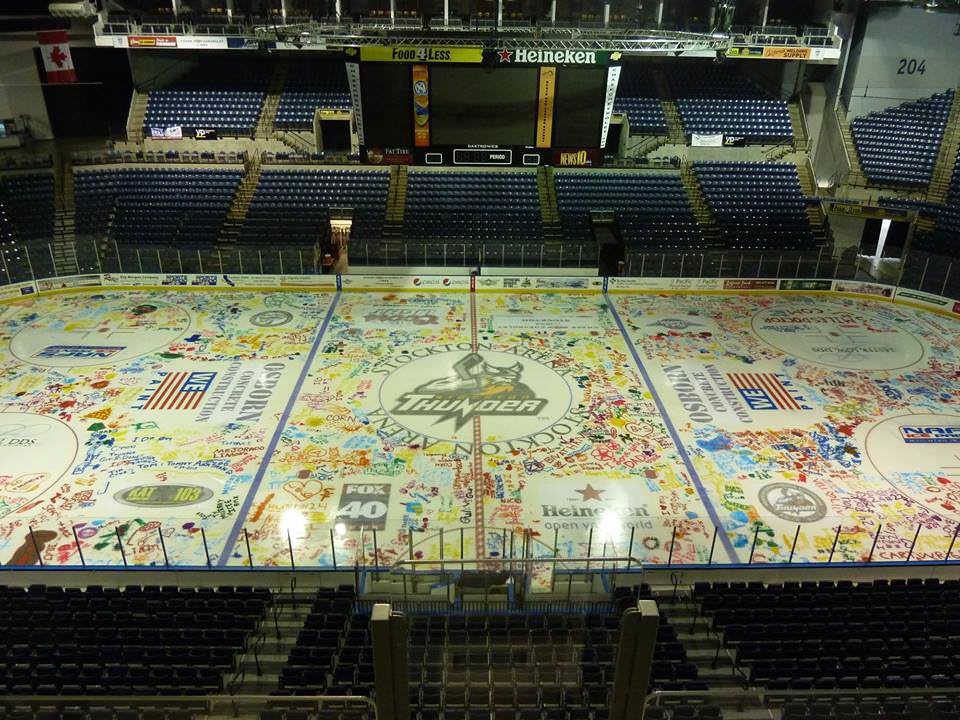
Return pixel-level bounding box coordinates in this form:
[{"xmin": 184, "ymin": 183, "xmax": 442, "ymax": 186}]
[
  {"xmin": 142, "ymin": 60, "xmax": 271, "ymax": 137},
  {"xmin": 694, "ymin": 162, "xmax": 819, "ymax": 250},
  {"xmin": 851, "ymin": 91, "xmax": 953, "ymax": 187},
  {"xmin": 555, "ymin": 171, "xmax": 704, "ymax": 251},
  {"xmin": 274, "ymin": 584, "xmax": 719, "ymax": 720},
  {"xmin": 240, "ymin": 168, "xmax": 389, "ymax": 246},
  {"xmin": 0, "ymin": 172, "xmax": 55, "ymax": 283},
  {"xmin": 74, "ymin": 168, "xmax": 242, "ymax": 248},
  {"xmin": 915, "ymin": 145, "xmax": 960, "ymax": 256},
  {"xmin": 614, "ymin": 67, "xmax": 667, "ymax": 135},
  {"xmin": 694, "ymin": 579, "xmax": 960, "ymax": 718},
  {"xmin": 275, "ymin": 62, "xmax": 352, "ymax": 129},
  {"xmin": 899, "ymin": 144, "xmax": 960, "ymax": 298},
  {"xmin": 399, "ymin": 171, "xmax": 544, "ymax": 266},
  {"xmin": 668, "ymin": 67, "xmax": 792, "ymax": 141},
  {"xmin": 0, "ymin": 172, "xmax": 54, "ymax": 241},
  {"xmin": 0, "ymin": 583, "xmax": 270, "ymax": 711}
]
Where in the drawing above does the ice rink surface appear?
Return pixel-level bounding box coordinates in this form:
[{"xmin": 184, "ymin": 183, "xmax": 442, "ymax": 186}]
[{"xmin": 0, "ymin": 286, "xmax": 958, "ymax": 573}]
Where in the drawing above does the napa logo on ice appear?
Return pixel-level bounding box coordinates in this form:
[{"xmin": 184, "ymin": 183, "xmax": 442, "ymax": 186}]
[
  {"xmin": 390, "ymin": 352, "xmax": 548, "ymax": 431},
  {"xmin": 899, "ymin": 426, "xmax": 960, "ymax": 443},
  {"xmin": 35, "ymin": 345, "xmax": 124, "ymax": 359}
]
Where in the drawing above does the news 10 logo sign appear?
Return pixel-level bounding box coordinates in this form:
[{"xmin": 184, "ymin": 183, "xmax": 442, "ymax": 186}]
[{"xmin": 899, "ymin": 426, "xmax": 960, "ymax": 444}]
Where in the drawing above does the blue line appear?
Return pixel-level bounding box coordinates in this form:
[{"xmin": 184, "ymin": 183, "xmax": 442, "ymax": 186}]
[
  {"xmin": 605, "ymin": 294, "xmax": 739, "ymax": 564},
  {"xmin": 218, "ymin": 290, "xmax": 342, "ymax": 566}
]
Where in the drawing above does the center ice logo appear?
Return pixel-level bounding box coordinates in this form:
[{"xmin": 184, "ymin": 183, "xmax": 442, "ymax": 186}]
[{"xmin": 390, "ymin": 352, "xmax": 548, "ymax": 431}]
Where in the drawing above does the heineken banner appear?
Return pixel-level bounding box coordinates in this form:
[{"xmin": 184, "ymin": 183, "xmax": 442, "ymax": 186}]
[{"xmin": 493, "ymin": 48, "xmax": 622, "ymax": 65}]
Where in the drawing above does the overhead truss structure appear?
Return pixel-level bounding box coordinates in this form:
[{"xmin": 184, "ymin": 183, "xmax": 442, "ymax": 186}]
[{"xmin": 256, "ymin": 27, "xmax": 735, "ymax": 54}]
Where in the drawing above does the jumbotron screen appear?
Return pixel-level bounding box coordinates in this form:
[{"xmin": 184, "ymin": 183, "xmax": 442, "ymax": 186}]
[
  {"xmin": 430, "ymin": 66, "xmax": 539, "ymax": 146},
  {"xmin": 360, "ymin": 63, "xmax": 413, "ymax": 147},
  {"xmin": 552, "ymin": 66, "xmax": 608, "ymax": 148}
]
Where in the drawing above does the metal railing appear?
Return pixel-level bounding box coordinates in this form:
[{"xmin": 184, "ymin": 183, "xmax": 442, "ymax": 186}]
[
  {"xmin": 0, "ymin": 694, "xmax": 377, "ymax": 719},
  {"xmin": 644, "ymin": 687, "xmax": 960, "ymax": 716},
  {"xmin": 13, "ymin": 511, "xmax": 959, "ymax": 573}
]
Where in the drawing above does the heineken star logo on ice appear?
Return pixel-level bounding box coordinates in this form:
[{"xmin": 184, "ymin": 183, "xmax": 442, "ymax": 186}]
[{"xmin": 390, "ymin": 352, "xmax": 547, "ymax": 431}]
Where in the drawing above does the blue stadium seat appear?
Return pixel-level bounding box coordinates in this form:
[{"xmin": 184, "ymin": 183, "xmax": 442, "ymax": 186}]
[
  {"xmin": 668, "ymin": 66, "xmax": 793, "ymax": 141},
  {"xmin": 241, "ymin": 167, "xmax": 389, "ymax": 247},
  {"xmin": 74, "ymin": 167, "xmax": 243, "ymax": 249},
  {"xmin": 851, "ymin": 91, "xmax": 953, "ymax": 188},
  {"xmin": 275, "ymin": 61, "xmax": 352, "ymax": 129},
  {"xmin": 142, "ymin": 59, "xmax": 272, "ymax": 136},
  {"xmin": 694, "ymin": 161, "xmax": 819, "ymax": 251},
  {"xmin": 401, "ymin": 171, "xmax": 544, "ymax": 267},
  {"xmin": 0, "ymin": 171, "xmax": 55, "ymax": 282},
  {"xmin": 614, "ymin": 66, "xmax": 667, "ymax": 135},
  {"xmin": 555, "ymin": 171, "xmax": 705, "ymax": 251}
]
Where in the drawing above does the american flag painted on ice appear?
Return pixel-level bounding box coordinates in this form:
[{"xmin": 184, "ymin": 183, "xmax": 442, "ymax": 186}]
[
  {"xmin": 142, "ymin": 371, "xmax": 216, "ymax": 411},
  {"xmin": 727, "ymin": 372, "xmax": 808, "ymax": 411}
]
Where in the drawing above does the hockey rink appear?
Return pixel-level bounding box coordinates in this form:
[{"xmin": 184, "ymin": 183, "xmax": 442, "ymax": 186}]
[{"xmin": 0, "ymin": 281, "xmax": 958, "ymax": 573}]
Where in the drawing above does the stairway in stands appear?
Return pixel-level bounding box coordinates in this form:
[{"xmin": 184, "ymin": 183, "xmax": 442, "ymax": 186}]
[
  {"xmin": 653, "ymin": 70, "xmax": 686, "ymax": 145},
  {"xmin": 373, "ymin": 165, "xmax": 409, "ymax": 264},
  {"xmin": 257, "ymin": 64, "xmax": 289, "ymax": 139},
  {"xmin": 837, "ymin": 107, "xmax": 867, "ymax": 187},
  {"xmin": 218, "ymin": 154, "xmax": 263, "ymax": 250},
  {"xmin": 52, "ymin": 153, "xmax": 79, "ymax": 275},
  {"xmin": 126, "ymin": 90, "xmax": 149, "ymax": 143},
  {"xmin": 789, "ymin": 102, "xmax": 809, "ymax": 152},
  {"xmin": 228, "ymin": 585, "xmax": 311, "ymax": 700},
  {"xmin": 659, "ymin": 595, "xmax": 768, "ymax": 720},
  {"xmin": 926, "ymin": 90, "xmax": 960, "ymax": 205},
  {"xmin": 797, "ymin": 159, "xmax": 834, "ymax": 248},
  {"xmin": 386, "ymin": 165, "xmax": 408, "ymax": 227},
  {"xmin": 538, "ymin": 166, "xmax": 563, "ymax": 243},
  {"xmin": 680, "ymin": 164, "xmax": 720, "ymax": 246}
]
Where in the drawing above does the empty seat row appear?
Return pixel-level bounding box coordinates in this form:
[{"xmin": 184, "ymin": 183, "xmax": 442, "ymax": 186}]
[{"xmin": 851, "ymin": 90, "xmax": 953, "ymax": 188}]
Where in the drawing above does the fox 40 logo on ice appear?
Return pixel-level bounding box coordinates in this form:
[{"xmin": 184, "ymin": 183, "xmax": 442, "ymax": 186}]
[{"xmin": 899, "ymin": 425, "xmax": 960, "ymax": 443}]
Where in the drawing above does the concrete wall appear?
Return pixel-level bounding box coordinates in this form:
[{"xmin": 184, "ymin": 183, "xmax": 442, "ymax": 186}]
[
  {"xmin": 0, "ymin": 45, "xmax": 53, "ymax": 141},
  {"xmin": 814, "ymin": 97, "xmax": 849, "ymax": 191},
  {"xmin": 802, "ymin": 81, "xmax": 826, "ymax": 158},
  {"xmin": 811, "ymin": 7, "xmax": 856, "ymax": 189},
  {"xmin": 843, "ymin": 4, "xmax": 960, "ymax": 118},
  {"xmin": 129, "ymin": 51, "xmax": 200, "ymax": 91}
]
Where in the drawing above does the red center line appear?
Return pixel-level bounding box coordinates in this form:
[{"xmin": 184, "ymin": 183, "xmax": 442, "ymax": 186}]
[{"xmin": 468, "ymin": 288, "xmax": 486, "ymax": 561}]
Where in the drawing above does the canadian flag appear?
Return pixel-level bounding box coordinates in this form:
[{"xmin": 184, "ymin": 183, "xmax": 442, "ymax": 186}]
[{"xmin": 38, "ymin": 30, "xmax": 77, "ymax": 83}]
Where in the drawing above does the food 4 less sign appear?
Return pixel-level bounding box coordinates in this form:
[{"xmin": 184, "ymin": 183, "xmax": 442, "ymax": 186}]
[{"xmin": 358, "ymin": 46, "xmax": 483, "ymax": 62}]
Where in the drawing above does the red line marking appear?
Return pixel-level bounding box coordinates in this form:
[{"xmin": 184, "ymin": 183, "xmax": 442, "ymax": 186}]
[{"xmin": 469, "ymin": 286, "xmax": 485, "ymax": 559}]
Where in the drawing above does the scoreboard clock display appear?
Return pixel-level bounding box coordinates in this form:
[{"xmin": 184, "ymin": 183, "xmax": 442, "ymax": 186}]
[{"xmin": 452, "ymin": 148, "xmax": 513, "ymax": 165}]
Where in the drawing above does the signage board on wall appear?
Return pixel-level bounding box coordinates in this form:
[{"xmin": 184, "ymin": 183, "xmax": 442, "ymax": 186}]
[
  {"xmin": 691, "ymin": 133, "xmax": 723, "ymax": 147},
  {"xmin": 128, "ymin": 35, "xmax": 177, "ymax": 48},
  {"xmin": 535, "ymin": 66, "xmax": 556, "ymax": 149},
  {"xmin": 359, "ymin": 46, "xmax": 483, "ymax": 63},
  {"xmin": 412, "ymin": 64, "xmax": 430, "ymax": 148}
]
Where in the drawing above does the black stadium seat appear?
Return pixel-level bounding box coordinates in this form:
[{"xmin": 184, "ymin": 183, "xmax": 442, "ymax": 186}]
[{"xmin": 0, "ymin": 584, "xmax": 270, "ymax": 700}]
